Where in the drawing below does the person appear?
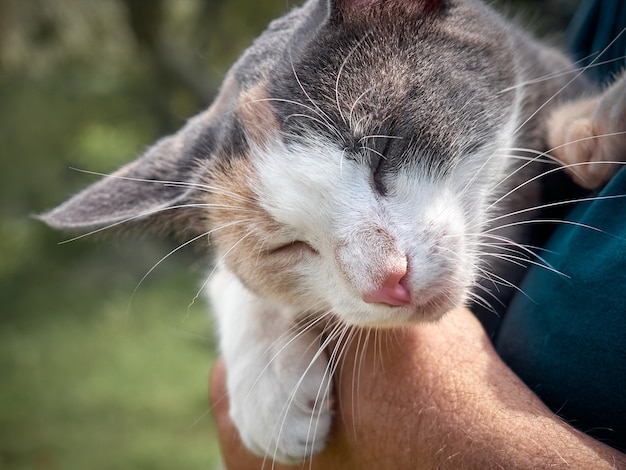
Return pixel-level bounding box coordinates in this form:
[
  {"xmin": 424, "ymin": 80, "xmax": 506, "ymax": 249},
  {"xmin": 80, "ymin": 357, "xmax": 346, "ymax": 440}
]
[{"xmin": 209, "ymin": 1, "xmax": 626, "ymax": 467}]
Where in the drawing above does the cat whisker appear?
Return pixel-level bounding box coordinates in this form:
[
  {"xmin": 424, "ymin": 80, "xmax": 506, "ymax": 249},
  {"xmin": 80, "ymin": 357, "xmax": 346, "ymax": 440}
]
[
  {"xmin": 338, "ymin": 147, "xmax": 348, "ymax": 176},
  {"xmin": 473, "ymin": 264, "xmax": 514, "ymax": 304},
  {"xmin": 251, "ymin": 310, "xmax": 331, "ymax": 389},
  {"xmin": 68, "ymin": 166, "xmax": 254, "ymax": 202},
  {"xmin": 265, "ymin": 314, "xmax": 341, "ymax": 465},
  {"xmin": 494, "ymin": 149, "xmax": 559, "ymax": 165},
  {"xmin": 348, "ymin": 86, "xmax": 375, "ymax": 129},
  {"xmin": 501, "ymin": 128, "xmax": 626, "ymax": 163},
  {"xmin": 285, "ymin": 113, "xmax": 345, "ymax": 141},
  {"xmin": 288, "ymin": 47, "xmax": 336, "ymax": 132},
  {"xmin": 483, "ymin": 251, "xmax": 567, "ymax": 279},
  {"xmin": 482, "ymin": 151, "xmax": 551, "ymax": 201},
  {"xmin": 485, "ymin": 218, "xmax": 619, "ymax": 239},
  {"xmin": 335, "ymin": 32, "xmax": 373, "ymax": 126},
  {"xmin": 298, "ymin": 323, "xmax": 346, "ymax": 467},
  {"xmin": 305, "ymin": 322, "xmax": 352, "ymax": 462},
  {"xmin": 466, "ymin": 288, "xmax": 500, "ymax": 315},
  {"xmin": 357, "ymin": 134, "xmax": 403, "ymax": 144},
  {"xmin": 474, "ymin": 261, "xmax": 521, "ymax": 294},
  {"xmin": 472, "ymin": 240, "xmax": 536, "ymax": 260},
  {"xmin": 57, "ymin": 202, "xmax": 244, "ymax": 244},
  {"xmin": 512, "ymin": 26, "xmax": 626, "ymax": 139},
  {"xmin": 470, "ymin": 234, "xmax": 550, "ymax": 252},
  {"xmin": 348, "ymin": 328, "xmax": 369, "ymax": 439},
  {"xmin": 433, "ymin": 246, "xmax": 496, "ymax": 306},
  {"xmin": 248, "ymin": 97, "xmax": 335, "ymax": 130},
  {"xmin": 187, "ymin": 229, "xmax": 257, "ymax": 315},
  {"xmin": 476, "ymin": 263, "xmax": 537, "ymax": 303},
  {"xmin": 126, "ymin": 230, "xmax": 212, "ymax": 314},
  {"xmin": 359, "ymin": 145, "xmax": 386, "ymax": 161},
  {"xmin": 487, "ymin": 185, "xmax": 626, "ymax": 227},
  {"xmin": 486, "ymin": 154, "xmax": 626, "ymax": 216},
  {"xmin": 255, "ymin": 309, "xmax": 329, "ymax": 372},
  {"xmin": 474, "ymin": 232, "xmax": 559, "ymax": 271},
  {"xmin": 499, "ymin": 53, "xmax": 626, "ymax": 94}
]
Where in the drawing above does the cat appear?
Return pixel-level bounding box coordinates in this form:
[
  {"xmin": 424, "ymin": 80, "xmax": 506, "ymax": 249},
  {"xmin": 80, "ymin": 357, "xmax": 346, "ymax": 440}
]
[{"xmin": 40, "ymin": 0, "xmax": 626, "ymax": 463}]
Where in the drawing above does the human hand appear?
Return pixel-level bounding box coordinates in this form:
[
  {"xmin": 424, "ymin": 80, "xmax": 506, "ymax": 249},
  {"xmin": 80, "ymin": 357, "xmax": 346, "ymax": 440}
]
[{"xmin": 210, "ymin": 307, "xmax": 626, "ymax": 469}]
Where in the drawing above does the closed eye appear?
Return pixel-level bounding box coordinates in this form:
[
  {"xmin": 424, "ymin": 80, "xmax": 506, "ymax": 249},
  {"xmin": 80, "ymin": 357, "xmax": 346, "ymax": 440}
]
[
  {"xmin": 372, "ymin": 154, "xmax": 387, "ymax": 196},
  {"xmin": 268, "ymin": 240, "xmax": 318, "ymax": 256}
]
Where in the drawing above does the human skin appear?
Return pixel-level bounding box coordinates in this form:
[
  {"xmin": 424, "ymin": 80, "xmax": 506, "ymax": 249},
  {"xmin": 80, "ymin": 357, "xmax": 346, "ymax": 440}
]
[{"xmin": 209, "ymin": 307, "xmax": 626, "ymax": 469}]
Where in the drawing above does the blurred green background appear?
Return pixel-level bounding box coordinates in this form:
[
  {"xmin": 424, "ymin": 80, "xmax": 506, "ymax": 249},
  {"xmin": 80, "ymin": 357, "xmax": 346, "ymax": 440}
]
[
  {"xmin": 0, "ymin": 1, "xmax": 287, "ymax": 468},
  {"xmin": 0, "ymin": 1, "xmax": 577, "ymax": 469}
]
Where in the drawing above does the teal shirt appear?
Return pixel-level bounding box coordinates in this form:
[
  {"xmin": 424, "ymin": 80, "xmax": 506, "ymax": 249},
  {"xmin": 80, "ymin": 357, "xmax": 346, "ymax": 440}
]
[
  {"xmin": 567, "ymin": 0, "xmax": 626, "ymax": 85},
  {"xmin": 495, "ymin": 168, "xmax": 626, "ymax": 451}
]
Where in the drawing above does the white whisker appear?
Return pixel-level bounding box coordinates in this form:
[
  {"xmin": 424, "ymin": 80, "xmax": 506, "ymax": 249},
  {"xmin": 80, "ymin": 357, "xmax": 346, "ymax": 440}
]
[
  {"xmin": 335, "ymin": 33, "xmax": 372, "ymax": 126},
  {"xmin": 187, "ymin": 229, "xmax": 257, "ymax": 314},
  {"xmin": 288, "ymin": 47, "xmax": 335, "ymax": 126},
  {"xmin": 68, "ymin": 166, "xmax": 253, "ymax": 201},
  {"xmin": 512, "ymin": 26, "xmax": 626, "ymax": 138},
  {"xmin": 348, "ymin": 86, "xmax": 375, "ymax": 129},
  {"xmin": 126, "ymin": 230, "xmax": 211, "ymax": 314},
  {"xmin": 57, "ymin": 202, "xmax": 235, "ymax": 244},
  {"xmin": 488, "ymin": 191, "xmax": 626, "ymax": 226},
  {"xmin": 499, "ymin": 54, "xmax": 626, "ymax": 94}
]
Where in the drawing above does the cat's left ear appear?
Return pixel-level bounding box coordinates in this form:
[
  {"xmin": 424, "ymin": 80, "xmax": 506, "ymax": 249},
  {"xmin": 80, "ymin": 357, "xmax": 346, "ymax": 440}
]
[
  {"xmin": 37, "ymin": 81, "xmax": 239, "ymax": 237},
  {"xmin": 39, "ymin": 131, "xmax": 204, "ymax": 235}
]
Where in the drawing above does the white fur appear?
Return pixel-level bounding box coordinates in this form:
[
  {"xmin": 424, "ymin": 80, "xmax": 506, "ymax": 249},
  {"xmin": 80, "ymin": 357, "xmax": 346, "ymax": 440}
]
[
  {"xmin": 250, "ymin": 134, "xmax": 507, "ymax": 325},
  {"xmin": 210, "ymin": 265, "xmax": 333, "ymax": 463}
]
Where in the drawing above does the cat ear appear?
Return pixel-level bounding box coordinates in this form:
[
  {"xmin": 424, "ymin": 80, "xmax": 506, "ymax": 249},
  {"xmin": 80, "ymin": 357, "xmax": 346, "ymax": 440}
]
[
  {"xmin": 39, "ymin": 74, "xmax": 242, "ymax": 236},
  {"xmin": 328, "ymin": 0, "xmax": 442, "ymax": 23},
  {"xmin": 38, "ymin": 129, "xmax": 208, "ymax": 235}
]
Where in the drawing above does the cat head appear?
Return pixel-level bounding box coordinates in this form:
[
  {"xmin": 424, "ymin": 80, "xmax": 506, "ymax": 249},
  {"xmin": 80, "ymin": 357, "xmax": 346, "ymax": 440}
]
[{"xmin": 41, "ymin": 0, "xmax": 520, "ymax": 327}]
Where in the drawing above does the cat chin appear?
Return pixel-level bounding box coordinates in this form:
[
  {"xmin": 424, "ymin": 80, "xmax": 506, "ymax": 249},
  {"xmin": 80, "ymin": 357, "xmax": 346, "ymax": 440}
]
[{"xmin": 332, "ymin": 289, "xmax": 465, "ymax": 328}]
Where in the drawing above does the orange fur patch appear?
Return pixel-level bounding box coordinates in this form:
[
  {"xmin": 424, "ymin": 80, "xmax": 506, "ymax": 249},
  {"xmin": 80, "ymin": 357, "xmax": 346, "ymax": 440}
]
[
  {"xmin": 202, "ymin": 156, "xmax": 308, "ymax": 305},
  {"xmin": 237, "ymin": 81, "xmax": 281, "ymax": 148}
]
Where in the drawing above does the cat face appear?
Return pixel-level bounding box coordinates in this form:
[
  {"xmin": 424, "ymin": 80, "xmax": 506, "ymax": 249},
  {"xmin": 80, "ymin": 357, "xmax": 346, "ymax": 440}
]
[
  {"xmin": 41, "ymin": 0, "xmax": 524, "ymax": 327},
  {"xmin": 203, "ymin": 10, "xmax": 521, "ymax": 326}
]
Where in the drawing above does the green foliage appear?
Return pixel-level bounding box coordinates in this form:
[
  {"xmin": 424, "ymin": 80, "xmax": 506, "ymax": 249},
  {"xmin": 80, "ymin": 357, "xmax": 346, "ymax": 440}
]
[
  {"xmin": 0, "ymin": 266, "xmax": 219, "ymax": 469},
  {"xmin": 0, "ymin": 0, "xmax": 285, "ymax": 468}
]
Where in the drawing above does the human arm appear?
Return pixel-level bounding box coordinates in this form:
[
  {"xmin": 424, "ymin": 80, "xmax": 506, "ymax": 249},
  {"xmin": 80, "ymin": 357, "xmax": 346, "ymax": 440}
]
[{"xmin": 210, "ymin": 307, "xmax": 626, "ymax": 469}]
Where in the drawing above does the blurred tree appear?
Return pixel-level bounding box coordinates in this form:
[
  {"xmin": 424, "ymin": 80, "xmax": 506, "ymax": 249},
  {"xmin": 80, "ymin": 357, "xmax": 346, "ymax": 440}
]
[{"xmin": 0, "ymin": 1, "xmax": 284, "ymax": 468}]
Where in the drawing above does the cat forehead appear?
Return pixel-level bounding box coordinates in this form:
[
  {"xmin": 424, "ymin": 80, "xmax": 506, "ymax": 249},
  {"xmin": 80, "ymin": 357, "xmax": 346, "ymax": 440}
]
[
  {"xmin": 258, "ymin": 23, "xmax": 514, "ymax": 153},
  {"xmin": 207, "ymin": 0, "xmax": 519, "ymax": 211},
  {"xmin": 228, "ymin": 0, "xmax": 514, "ymax": 110},
  {"xmin": 233, "ymin": 78, "xmax": 460, "ymax": 186}
]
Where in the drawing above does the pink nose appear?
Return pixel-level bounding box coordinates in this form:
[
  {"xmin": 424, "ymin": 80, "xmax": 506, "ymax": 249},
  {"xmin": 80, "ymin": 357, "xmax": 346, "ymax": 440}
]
[{"xmin": 362, "ymin": 269, "xmax": 411, "ymax": 307}]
